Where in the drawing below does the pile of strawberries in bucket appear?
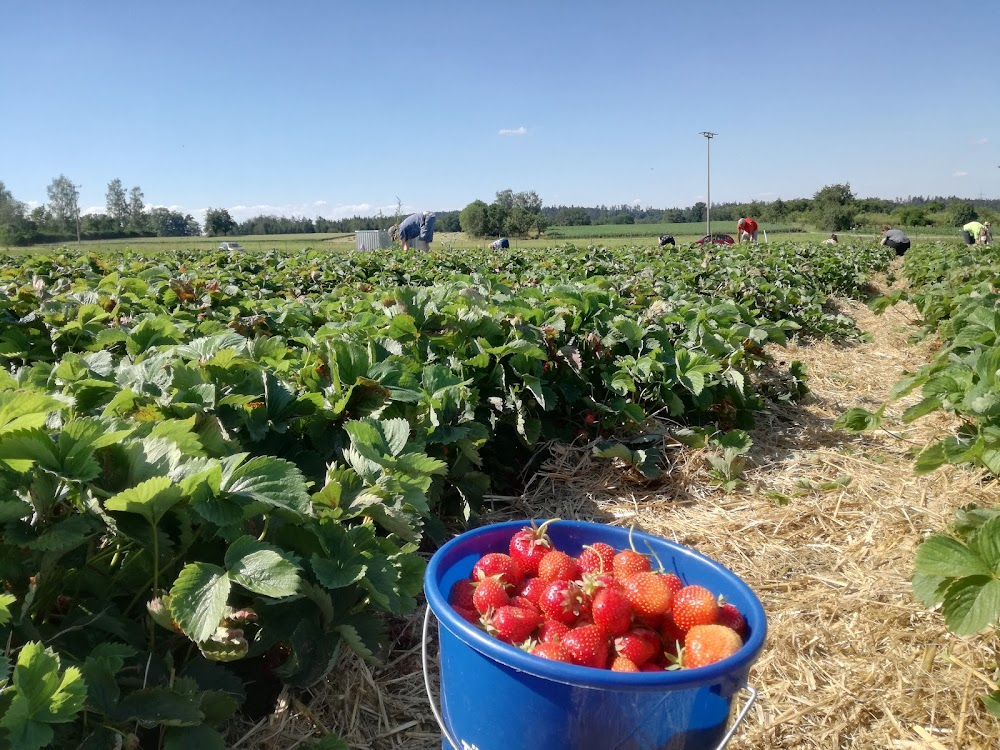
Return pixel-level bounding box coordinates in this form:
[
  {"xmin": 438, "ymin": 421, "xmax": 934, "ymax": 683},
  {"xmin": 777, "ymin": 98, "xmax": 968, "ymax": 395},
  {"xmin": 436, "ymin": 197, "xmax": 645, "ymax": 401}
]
[{"xmin": 448, "ymin": 521, "xmax": 749, "ymax": 672}]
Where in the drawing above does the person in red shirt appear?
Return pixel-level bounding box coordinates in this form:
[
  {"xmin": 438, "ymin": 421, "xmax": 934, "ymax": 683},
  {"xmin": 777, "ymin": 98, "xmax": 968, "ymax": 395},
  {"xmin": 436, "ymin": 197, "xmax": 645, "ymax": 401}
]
[{"xmin": 737, "ymin": 217, "xmax": 758, "ymax": 243}]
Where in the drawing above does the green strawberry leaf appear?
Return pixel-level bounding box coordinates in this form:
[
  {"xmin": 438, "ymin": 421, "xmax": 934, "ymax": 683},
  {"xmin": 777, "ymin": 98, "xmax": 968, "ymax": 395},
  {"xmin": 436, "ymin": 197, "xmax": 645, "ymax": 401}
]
[
  {"xmin": 169, "ymin": 563, "xmax": 231, "ymax": 643},
  {"xmin": 220, "ymin": 454, "xmax": 311, "ymax": 518},
  {"xmin": 105, "ymin": 475, "xmax": 183, "ymax": 526},
  {"xmin": 941, "ymin": 575, "xmax": 1000, "ymax": 635},
  {"xmin": 914, "ymin": 534, "xmax": 991, "ymax": 578},
  {"xmin": 163, "ymin": 724, "xmax": 226, "ymax": 750},
  {"xmin": 224, "ymin": 536, "xmax": 301, "ymax": 598}
]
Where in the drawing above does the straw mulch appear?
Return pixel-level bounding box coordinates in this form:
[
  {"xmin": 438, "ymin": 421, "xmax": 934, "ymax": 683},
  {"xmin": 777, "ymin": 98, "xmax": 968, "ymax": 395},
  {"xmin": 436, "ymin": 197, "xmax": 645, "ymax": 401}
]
[{"xmin": 229, "ymin": 273, "xmax": 1000, "ymax": 750}]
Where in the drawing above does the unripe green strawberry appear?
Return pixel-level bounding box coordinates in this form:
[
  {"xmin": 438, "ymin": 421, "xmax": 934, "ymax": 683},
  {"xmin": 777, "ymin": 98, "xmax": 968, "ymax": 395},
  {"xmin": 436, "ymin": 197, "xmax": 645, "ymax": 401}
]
[
  {"xmin": 538, "ymin": 550, "xmax": 580, "ymax": 583},
  {"xmin": 683, "ymin": 624, "xmax": 743, "ymax": 668},
  {"xmin": 621, "ymin": 572, "xmax": 673, "ymax": 619},
  {"xmin": 561, "ymin": 624, "xmax": 610, "ymax": 669},
  {"xmin": 671, "ymin": 585, "xmax": 719, "ymax": 632},
  {"xmin": 612, "ymin": 549, "xmax": 651, "ymax": 580}
]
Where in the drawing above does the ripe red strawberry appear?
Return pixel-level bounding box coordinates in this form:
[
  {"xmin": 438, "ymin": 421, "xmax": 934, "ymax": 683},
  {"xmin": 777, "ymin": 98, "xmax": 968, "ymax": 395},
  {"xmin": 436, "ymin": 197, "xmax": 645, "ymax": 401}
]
[
  {"xmin": 471, "ymin": 553, "xmax": 522, "ymax": 590},
  {"xmin": 672, "ymin": 586, "xmax": 719, "ymax": 632},
  {"xmin": 452, "ymin": 605, "xmax": 480, "ymax": 626},
  {"xmin": 508, "ymin": 521, "xmax": 557, "ymax": 577},
  {"xmin": 537, "ymin": 550, "xmax": 580, "ymax": 583},
  {"xmin": 509, "ymin": 595, "xmax": 540, "ymax": 616},
  {"xmin": 614, "ymin": 629, "xmax": 657, "ymax": 666},
  {"xmin": 538, "ymin": 580, "xmax": 585, "ymax": 625},
  {"xmin": 640, "ymin": 662, "xmax": 665, "ymax": 672},
  {"xmin": 716, "ymin": 600, "xmax": 747, "ymax": 638},
  {"xmin": 537, "ymin": 619, "xmax": 570, "ymax": 643},
  {"xmin": 610, "ymin": 656, "xmax": 639, "ymax": 672},
  {"xmin": 448, "ymin": 579, "xmax": 475, "ymax": 610},
  {"xmin": 516, "ymin": 576, "xmax": 548, "ymax": 605},
  {"xmin": 577, "ymin": 542, "xmax": 616, "ymax": 574},
  {"xmin": 658, "ymin": 612, "xmax": 687, "ymax": 658},
  {"xmin": 531, "ymin": 641, "xmax": 574, "ymax": 663},
  {"xmin": 561, "ymin": 624, "xmax": 610, "ymax": 669},
  {"xmin": 621, "ymin": 572, "xmax": 673, "ymax": 619},
  {"xmin": 472, "ymin": 578, "xmax": 509, "ymax": 615},
  {"xmin": 683, "ymin": 624, "xmax": 743, "ymax": 668},
  {"xmin": 488, "ymin": 606, "xmax": 541, "ymax": 644},
  {"xmin": 661, "ymin": 572, "xmax": 684, "ymax": 597},
  {"xmin": 612, "ymin": 549, "xmax": 651, "ymax": 581},
  {"xmin": 590, "ymin": 588, "xmax": 633, "ymax": 637}
]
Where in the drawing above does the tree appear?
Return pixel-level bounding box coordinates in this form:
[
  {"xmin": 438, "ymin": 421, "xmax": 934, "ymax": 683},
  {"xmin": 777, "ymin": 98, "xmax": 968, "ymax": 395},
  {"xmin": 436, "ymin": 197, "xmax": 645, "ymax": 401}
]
[
  {"xmin": 0, "ymin": 181, "xmax": 36, "ymax": 246},
  {"xmin": 128, "ymin": 187, "xmax": 146, "ymax": 231},
  {"xmin": 948, "ymin": 200, "xmax": 977, "ymax": 227},
  {"xmin": 687, "ymin": 202, "xmax": 706, "ymax": 224},
  {"xmin": 106, "ymin": 179, "xmax": 129, "ymax": 229},
  {"xmin": 812, "ymin": 183, "xmax": 855, "ymax": 206},
  {"xmin": 46, "ymin": 174, "xmax": 80, "ymax": 239},
  {"xmin": 204, "ymin": 208, "xmax": 237, "ymax": 236},
  {"xmin": 811, "ymin": 183, "xmax": 857, "ymax": 231},
  {"xmin": 552, "ymin": 207, "xmax": 591, "ymax": 226},
  {"xmin": 513, "ymin": 190, "xmax": 542, "ymax": 214},
  {"xmin": 149, "ymin": 208, "xmax": 201, "ymax": 237},
  {"xmin": 459, "ymin": 200, "xmax": 489, "ymax": 236},
  {"xmin": 504, "ymin": 206, "xmax": 533, "ymax": 237}
]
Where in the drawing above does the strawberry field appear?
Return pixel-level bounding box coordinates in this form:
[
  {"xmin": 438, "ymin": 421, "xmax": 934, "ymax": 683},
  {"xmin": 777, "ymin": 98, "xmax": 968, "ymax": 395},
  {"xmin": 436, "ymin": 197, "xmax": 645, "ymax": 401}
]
[{"xmin": 0, "ymin": 238, "xmax": 925, "ymax": 749}]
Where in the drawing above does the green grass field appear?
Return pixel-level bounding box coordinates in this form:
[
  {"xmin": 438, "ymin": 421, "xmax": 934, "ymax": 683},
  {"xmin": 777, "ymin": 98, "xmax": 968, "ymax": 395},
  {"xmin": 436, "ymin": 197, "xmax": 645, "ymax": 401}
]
[{"xmin": 1, "ymin": 223, "xmax": 972, "ymax": 256}]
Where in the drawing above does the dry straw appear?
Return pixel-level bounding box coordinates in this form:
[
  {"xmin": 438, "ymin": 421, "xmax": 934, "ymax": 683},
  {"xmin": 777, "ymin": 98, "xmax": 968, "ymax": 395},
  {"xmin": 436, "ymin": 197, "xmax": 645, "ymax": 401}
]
[{"xmin": 230, "ymin": 276, "xmax": 1000, "ymax": 750}]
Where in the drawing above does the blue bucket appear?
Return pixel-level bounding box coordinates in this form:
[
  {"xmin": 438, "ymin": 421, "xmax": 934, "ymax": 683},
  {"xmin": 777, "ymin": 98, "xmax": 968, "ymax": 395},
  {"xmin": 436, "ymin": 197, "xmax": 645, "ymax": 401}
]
[{"xmin": 422, "ymin": 520, "xmax": 766, "ymax": 750}]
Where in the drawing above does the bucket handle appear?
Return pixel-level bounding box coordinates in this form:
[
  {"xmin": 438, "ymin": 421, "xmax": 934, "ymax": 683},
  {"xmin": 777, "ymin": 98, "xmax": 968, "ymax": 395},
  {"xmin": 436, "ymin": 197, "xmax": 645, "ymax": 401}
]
[
  {"xmin": 422, "ymin": 605, "xmax": 757, "ymax": 750},
  {"xmin": 422, "ymin": 605, "xmax": 464, "ymax": 750}
]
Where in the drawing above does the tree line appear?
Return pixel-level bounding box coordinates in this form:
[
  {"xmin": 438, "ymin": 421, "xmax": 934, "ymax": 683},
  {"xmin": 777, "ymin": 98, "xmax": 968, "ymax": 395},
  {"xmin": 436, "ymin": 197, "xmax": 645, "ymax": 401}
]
[{"xmin": 2, "ymin": 175, "xmax": 999, "ymax": 247}]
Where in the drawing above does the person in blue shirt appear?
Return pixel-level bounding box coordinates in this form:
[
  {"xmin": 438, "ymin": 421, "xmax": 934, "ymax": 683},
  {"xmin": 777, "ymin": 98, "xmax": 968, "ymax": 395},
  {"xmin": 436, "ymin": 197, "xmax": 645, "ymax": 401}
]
[
  {"xmin": 490, "ymin": 237, "xmax": 510, "ymax": 249},
  {"xmin": 390, "ymin": 211, "xmax": 436, "ymax": 251}
]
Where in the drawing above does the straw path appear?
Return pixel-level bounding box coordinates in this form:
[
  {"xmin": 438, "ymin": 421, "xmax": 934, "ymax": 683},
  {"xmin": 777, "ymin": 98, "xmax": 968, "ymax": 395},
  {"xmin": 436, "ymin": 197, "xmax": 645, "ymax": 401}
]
[{"xmin": 230, "ymin": 268, "xmax": 1000, "ymax": 749}]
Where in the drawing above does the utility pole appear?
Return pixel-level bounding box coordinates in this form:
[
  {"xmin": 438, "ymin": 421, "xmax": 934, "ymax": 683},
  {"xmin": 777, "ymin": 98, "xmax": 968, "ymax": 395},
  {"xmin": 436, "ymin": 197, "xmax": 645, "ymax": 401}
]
[{"xmin": 700, "ymin": 132, "xmax": 716, "ymax": 238}]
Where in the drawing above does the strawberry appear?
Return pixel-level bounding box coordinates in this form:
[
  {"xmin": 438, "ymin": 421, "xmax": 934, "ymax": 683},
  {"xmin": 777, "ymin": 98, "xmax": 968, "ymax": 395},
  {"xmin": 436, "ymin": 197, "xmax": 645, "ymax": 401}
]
[
  {"xmin": 672, "ymin": 586, "xmax": 719, "ymax": 632},
  {"xmin": 448, "ymin": 579, "xmax": 476, "ymax": 610},
  {"xmin": 538, "ymin": 579, "xmax": 585, "ymax": 625},
  {"xmin": 716, "ymin": 600, "xmax": 748, "ymax": 638},
  {"xmin": 612, "ymin": 549, "xmax": 651, "ymax": 580},
  {"xmin": 537, "ymin": 550, "xmax": 580, "ymax": 583},
  {"xmin": 590, "ymin": 587, "xmax": 633, "ymax": 637},
  {"xmin": 508, "ymin": 520, "xmax": 556, "ymax": 577},
  {"xmin": 661, "ymin": 572, "xmax": 684, "ymax": 598},
  {"xmin": 509, "ymin": 595, "xmax": 540, "ymax": 616},
  {"xmin": 614, "ymin": 628, "xmax": 657, "ymax": 666},
  {"xmin": 640, "ymin": 662, "xmax": 665, "ymax": 672},
  {"xmin": 658, "ymin": 612, "xmax": 687, "ymax": 658},
  {"xmin": 472, "ymin": 578, "xmax": 509, "ymax": 615},
  {"xmin": 610, "ymin": 656, "xmax": 639, "ymax": 672},
  {"xmin": 621, "ymin": 572, "xmax": 673, "ymax": 620},
  {"xmin": 537, "ymin": 619, "xmax": 570, "ymax": 643},
  {"xmin": 683, "ymin": 624, "xmax": 743, "ymax": 668},
  {"xmin": 531, "ymin": 641, "xmax": 574, "ymax": 663},
  {"xmin": 471, "ymin": 552, "xmax": 522, "ymax": 590},
  {"xmin": 452, "ymin": 605, "xmax": 481, "ymax": 626},
  {"xmin": 515, "ymin": 576, "xmax": 548, "ymax": 605},
  {"xmin": 577, "ymin": 542, "xmax": 616, "ymax": 574},
  {"xmin": 488, "ymin": 605, "xmax": 541, "ymax": 644},
  {"xmin": 561, "ymin": 624, "xmax": 610, "ymax": 669}
]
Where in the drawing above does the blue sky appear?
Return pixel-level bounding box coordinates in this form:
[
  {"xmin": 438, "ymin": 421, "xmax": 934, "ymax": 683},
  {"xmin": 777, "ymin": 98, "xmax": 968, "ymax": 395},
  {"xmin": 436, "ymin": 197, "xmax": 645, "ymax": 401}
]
[{"xmin": 3, "ymin": 1, "xmax": 999, "ymax": 224}]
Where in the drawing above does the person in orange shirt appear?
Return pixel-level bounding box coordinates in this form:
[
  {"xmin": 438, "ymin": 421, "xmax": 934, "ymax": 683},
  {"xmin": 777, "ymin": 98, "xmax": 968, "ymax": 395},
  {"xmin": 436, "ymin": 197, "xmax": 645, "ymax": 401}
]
[{"xmin": 737, "ymin": 217, "xmax": 758, "ymax": 243}]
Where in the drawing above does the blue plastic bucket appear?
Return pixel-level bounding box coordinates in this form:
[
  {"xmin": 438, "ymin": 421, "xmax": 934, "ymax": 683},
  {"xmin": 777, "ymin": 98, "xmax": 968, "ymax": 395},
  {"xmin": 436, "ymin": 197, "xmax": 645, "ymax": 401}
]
[{"xmin": 422, "ymin": 519, "xmax": 766, "ymax": 750}]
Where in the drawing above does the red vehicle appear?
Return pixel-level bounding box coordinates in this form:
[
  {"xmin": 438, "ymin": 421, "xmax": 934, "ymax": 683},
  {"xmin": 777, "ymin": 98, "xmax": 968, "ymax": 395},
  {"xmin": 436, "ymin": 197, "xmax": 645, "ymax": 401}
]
[{"xmin": 694, "ymin": 233, "xmax": 735, "ymax": 246}]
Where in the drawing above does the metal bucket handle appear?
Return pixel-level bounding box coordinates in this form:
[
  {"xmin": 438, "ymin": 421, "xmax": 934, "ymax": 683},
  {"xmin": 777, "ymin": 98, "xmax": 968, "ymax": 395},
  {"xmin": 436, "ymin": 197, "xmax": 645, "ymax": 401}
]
[{"xmin": 422, "ymin": 606, "xmax": 757, "ymax": 750}]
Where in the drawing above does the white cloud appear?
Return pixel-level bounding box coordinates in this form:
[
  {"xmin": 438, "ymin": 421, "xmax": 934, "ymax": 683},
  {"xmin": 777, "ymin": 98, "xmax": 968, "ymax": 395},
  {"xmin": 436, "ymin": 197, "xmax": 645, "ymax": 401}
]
[
  {"xmin": 953, "ymin": 171, "xmax": 969, "ymax": 178},
  {"xmin": 498, "ymin": 126, "xmax": 528, "ymax": 137},
  {"xmin": 974, "ymin": 137, "xmax": 989, "ymax": 145}
]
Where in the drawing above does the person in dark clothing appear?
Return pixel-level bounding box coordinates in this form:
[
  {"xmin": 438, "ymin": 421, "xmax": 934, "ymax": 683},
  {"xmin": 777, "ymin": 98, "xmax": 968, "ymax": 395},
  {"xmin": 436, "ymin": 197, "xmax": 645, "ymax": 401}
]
[
  {"xmin": 490, "ymin": 237, "xmax": 510, "ymax": 249},
  {"xmin": 880, "ymin": 224, "xmax": 910, "ymax": 256},
  {"xmin": 389, "ymin": 211, "xmax": 436, "ymax": 251},
  {"xmin": 658, "ymin": 234, "xmax": 675, "ymax": 248}
]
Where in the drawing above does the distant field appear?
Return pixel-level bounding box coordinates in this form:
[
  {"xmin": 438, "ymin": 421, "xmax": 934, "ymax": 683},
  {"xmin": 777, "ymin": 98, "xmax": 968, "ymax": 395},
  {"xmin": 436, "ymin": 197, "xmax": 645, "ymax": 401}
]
[
  {"xmin": 544, "ymin": 221, "xmax": 802, "ymax": 239},
  {"xmin": 1, "ymin": 224, "xmax": 973, "ymax": 256}
]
